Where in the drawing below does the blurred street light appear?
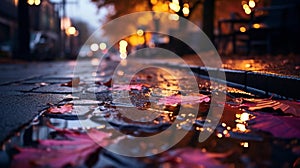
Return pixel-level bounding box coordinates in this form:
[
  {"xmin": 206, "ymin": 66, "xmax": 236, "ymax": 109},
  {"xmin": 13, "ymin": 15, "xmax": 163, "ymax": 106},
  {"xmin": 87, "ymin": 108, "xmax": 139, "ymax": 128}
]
[
  {"xmin": 99, "ymin": 42, "xmax": 107, "ymax": 50},
  {"xmin": 27, "ymin": 0, "xmax": 41, "ymax": 6},
  {"xmin": 182, "ymin": 3, "xmax": 190, "ymax": 17},
  {"xmin": 239, "ymin": 26, "xmax": 247, "ymax": 32},
  {"xmin": 242, "ymin": 0, "xmax": 257, "ymax": 15},
  {"xmin": 119, "ymin": 40, "xmax": 128, "ymax": 59},
  {"xmin": 252, "ymin": 23, "xmax": 261, "ymax": 29},
  {"xmin": 65, "ymin": 26, "xmax": 79, "ymax": 36},
  {"xmin": 150, "ymin": 0, "xmax": 158, "ymax": 5},
  {"xmin": 249, "ymin": 0, "xmax": 256, "ymax": 8},
  {"xmin": 90, "ymin": 43, "xmax": 99, "ymax": 52},
  {"xmin": 137, "ymin": 29, "xmax": 144, "ymax": 37},
  {"xmin": 61, "ymin": 17, "xmax": 72, "ymax": 30},
  {"xmin": 169, "ymin": 2, "xmax": 180, "ymax": 12},
  {"xmin": 119, "ymin": 40, "xmax": 128, "ymax": 48}
]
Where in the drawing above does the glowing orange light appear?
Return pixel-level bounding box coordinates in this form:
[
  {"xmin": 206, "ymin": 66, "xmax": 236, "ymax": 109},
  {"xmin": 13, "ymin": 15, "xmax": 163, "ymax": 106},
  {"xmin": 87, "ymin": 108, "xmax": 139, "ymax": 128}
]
[
  {"xmin": 34, "ymin": 0, "xmax": 40, "ymax": 5},
  {"xmin": 13, "ymin": 0, "xmax": 18, "ymax": 6},
  {"xmin": 182, "ymin": 6, "xmax": 190, "ymax": 17},
  {"xmin": 169, "ymin": 3, "xmax": 180, "ymax": 12},
  {"xmin": 119, "ymin": 40, "xmax": 128, "ymax": 47},
  {"xmin": 137, "ymin": 29, "xmax": 144, "ymax": 36},
  {"xmin": 27, "ymin": 0, "xmax": 34, "ymax": 5},
  {"xmin": 162, "ymin": 3, "xmax": 169, "ymax": 11},
  {"xmin": 138, "ymin": 37, "xmax": 145, "ymax": 44},
  {"xmin": 65, "ymin": 26, "xmax": 77, "ymax": 36},
  {"xmin": 236, "ymin": 123, "xmax": 247, "ymax": 132},
  {"xmin": 243, "ymin": 4, "xmax": 249, "ymax": 9},
  {"xmin": 99, "ymin": 43, "xmax": 107, "ymax": 50},
  {"xmin": 245, "ymin": 63, "xmax": 252, "ymax": 68},
  {"xmin": 241, "ymin": 142, "xmax": 249, "ymax": 148},
  {"xmin": 240, "ymin": 112, "xmax": 250, "ymax": 122},
  {"xmin": 240, "ymin": 26, "xmax": 247, "ymax": 32},
  {"xmin": 119, "ymin": 48, "xmax": 127, "ymax": 54},
  {"xmin": 223, "ymin": 130, "xmax": 229, "ymax": 135},
  {"xmin": 245, "ymin": 8, "xmax": 252, "ymax": 14},
  {"xmin": 172, "ymin": 0, "xmax": 179, "ymax": 4},
  {"xmin": 249, "ymin": 0, "xmax": 256, "ymax": 8},
  {"xmin": 150, "ymin": 0, "xmax": 157, "ymax": 5},
  {"xmin": 243, "ymin": 4, "xmax": 252, "ymax": 14},
  {"xmin": 253, "ymin": 23, "xmax": 261, "ymax": 29}
]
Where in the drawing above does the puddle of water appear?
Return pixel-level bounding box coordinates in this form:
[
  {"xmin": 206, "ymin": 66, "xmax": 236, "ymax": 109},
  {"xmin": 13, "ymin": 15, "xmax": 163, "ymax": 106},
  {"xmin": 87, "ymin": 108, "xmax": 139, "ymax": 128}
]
[{"xmin": 1, "ymin": 66, "xmax": 299, "ymax": 167}]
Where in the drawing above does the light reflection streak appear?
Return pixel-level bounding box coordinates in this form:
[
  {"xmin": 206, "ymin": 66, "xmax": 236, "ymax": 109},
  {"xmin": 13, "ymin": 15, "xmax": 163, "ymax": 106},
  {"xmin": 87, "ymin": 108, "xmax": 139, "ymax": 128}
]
[{"xmin": 241, "ymin": 142, "xmax": 249, "ymax": 148}]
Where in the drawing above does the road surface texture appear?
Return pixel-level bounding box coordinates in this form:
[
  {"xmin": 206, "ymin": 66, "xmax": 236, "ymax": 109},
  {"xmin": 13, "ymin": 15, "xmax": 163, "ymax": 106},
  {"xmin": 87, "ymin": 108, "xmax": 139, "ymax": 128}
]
[{"xmin": 0, "ymin": 54, "xmax": 299, "ymax": 167}]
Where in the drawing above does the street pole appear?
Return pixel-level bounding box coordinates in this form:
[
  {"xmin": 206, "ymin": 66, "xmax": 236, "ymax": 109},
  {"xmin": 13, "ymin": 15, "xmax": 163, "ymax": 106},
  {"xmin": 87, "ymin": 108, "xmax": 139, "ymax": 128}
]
[
  {"xmin": 203, "ymin": 0, "xmax": 215, "ymax": 43},
  {"xmin": 57, "ymin": 0, "xmax": 78, "ymax": 58},
  {"xmin": 17, "ymin": 0, "xmax": 30, "ymax": 60},
  {"xmin": 61, "ymin": 0, "xmax": 66, "ymax": 58}
]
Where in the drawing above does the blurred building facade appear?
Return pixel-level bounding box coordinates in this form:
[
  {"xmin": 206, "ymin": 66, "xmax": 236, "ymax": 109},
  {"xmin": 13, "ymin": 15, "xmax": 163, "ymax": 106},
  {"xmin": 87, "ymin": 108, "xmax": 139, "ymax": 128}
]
[
  {"xmin": 0, "ymin": 0, "xmax": 18, "ymax": 57},
  {"xmin": 215, "ymin": 0, "xmax": 300, "ymax": 55},
  {"xmin": 0, "ymin": 0, "xmax": 60, "ymax": 58},
  {"xmin": 30, "ymin": 0, "xmax": 60, "ymax": 33}
]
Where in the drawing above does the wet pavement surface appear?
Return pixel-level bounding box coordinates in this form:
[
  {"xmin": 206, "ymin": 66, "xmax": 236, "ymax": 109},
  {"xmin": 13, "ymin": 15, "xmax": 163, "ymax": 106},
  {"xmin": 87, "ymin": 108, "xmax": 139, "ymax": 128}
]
[
  {"xmin": 0, "ymin": 56, "xmax": 299, "ymax": 167},
  {"xmin": 182, "ymin": 54, "xmax": 300, "ymax": 78}
]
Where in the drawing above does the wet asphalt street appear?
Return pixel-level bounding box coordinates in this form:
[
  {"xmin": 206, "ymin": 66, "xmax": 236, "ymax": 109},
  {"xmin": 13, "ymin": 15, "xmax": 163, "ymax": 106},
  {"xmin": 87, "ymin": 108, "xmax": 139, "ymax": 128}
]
[
  {"xmin": 0, "ymin": 55, "xmax": 299, "ymax": 167},
  {"xmin": 0, "ymin": 61, "xmax": 76, "ymax": 142}
]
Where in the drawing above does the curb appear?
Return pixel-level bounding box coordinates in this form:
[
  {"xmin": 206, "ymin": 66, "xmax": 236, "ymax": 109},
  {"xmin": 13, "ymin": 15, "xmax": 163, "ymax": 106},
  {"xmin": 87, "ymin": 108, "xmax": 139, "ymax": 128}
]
[
  {"xmin": 190, "ymin": 66, "xmax": 300, "ymax": 99},
  {"xmin": 146, "ymin": 61, "xmax": 299, "ymax": 99}
]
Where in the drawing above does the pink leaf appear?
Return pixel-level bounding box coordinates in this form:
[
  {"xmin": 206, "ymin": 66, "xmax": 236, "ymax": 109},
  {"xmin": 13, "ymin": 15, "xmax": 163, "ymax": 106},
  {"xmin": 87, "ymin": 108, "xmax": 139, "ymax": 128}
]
[
  {"xmin": 250, "ymin": 112, "xmax": 300, "ymax": 139},
  {"xmin": 157, "ymin": 94, "xmax": 210, "ymax": 106},
  {"xmin": 47, "ymin": 103, "xmax": 73, "ymax": 114},
  {"xmin": 11, "ymin": 129, "xmax": 111, "ymax": 168},
  {"xmin": 159, "ymin": 148, "xmax": 229, "ymax": 168},
  {"xmin": 110, "ymin": 84, "xmax": 143, "ymax": 91},
  {"xmin": 241, "ymin": 98, "xmax": 300, "ymax": 117}
]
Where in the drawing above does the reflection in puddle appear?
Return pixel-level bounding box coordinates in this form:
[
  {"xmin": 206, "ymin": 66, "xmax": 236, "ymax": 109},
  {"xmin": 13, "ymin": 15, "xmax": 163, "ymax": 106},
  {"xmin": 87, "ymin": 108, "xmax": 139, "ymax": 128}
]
[
  {"xmin": 1, "ymin": 66, "xmax": 299, "ymax": 168},
  {"xmin": 234, "ymin": 111, "xmax": 251, "ymax": 133}
]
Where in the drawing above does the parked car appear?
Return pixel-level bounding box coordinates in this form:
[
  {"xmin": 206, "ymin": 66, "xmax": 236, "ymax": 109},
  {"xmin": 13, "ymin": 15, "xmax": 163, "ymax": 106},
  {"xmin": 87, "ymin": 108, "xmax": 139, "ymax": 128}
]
[
  {"xmin": 78, "ymin": 44, "xmax": 93, "ymax": 58},
  {"xmin": 30, "ymin": 31, "xmax": 58, "ymax": 60},
  {"xmin": 0, "ymin": 41, "xmax": 12, "ymax": 58}
]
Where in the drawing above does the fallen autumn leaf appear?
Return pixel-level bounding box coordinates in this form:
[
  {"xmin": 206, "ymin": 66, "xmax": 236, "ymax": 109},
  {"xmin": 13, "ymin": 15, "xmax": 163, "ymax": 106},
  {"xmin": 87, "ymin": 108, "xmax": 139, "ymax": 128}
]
[{"xmin": 12, "ymin": 129, "xmax": 111, "ymax": 168}]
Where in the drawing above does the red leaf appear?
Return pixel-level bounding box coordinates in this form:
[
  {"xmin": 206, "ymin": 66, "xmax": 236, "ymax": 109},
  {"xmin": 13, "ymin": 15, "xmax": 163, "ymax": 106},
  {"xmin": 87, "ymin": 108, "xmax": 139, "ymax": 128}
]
[
  {"xmin": 61, "ymin": 77, "xmax": 80, "ymax": 87},
  {"xmin": 11, "ymin": 129, "xmax": 111, "ymax": 168},
  {"xmin": 241, "ymin": 98, "xmax": 300, "ymax": 117},
  {"xmin": 47, "ymin": 103, "xmax": 73, "ymax": 114},
  {"xmin": 157, "ymin": 94, "xmax": 210, "ymax": 106},
  {"xmin": 250, "ymin": 112, "xmax": 300, "ymax": 139},
  {"xmin": 101, "ymin": 78, "xmax": 112, "ymax": 87},
  {"xmin": 159, "ymin": 148, "xmax": 229, "ymax": 168}
]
